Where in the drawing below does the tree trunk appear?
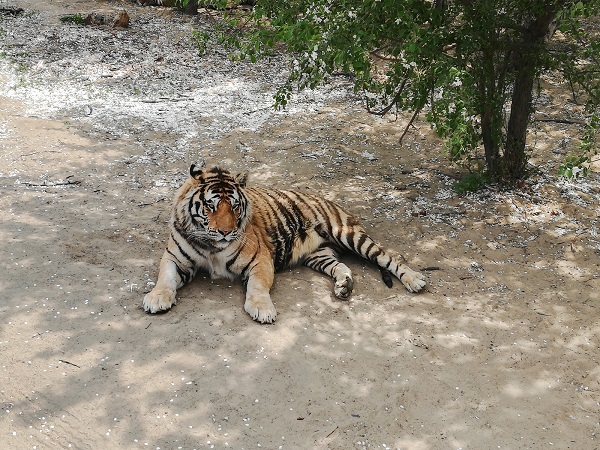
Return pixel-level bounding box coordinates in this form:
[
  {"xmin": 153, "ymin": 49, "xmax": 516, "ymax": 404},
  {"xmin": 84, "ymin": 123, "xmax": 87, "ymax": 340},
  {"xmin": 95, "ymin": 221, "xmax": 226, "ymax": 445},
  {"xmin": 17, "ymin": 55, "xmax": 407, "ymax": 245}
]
[
  {"xmin": 481, "ymin": 105, "xmax": 499, "ymax": 174},
  {"xmin": 480, "ymin": 44, "xmax": 500, "ymax": 175},
  {"xmin": 504, "ymin": 68, "xmax": 534, "ymax": 179},
  {"xmin": 184, "ymin": 0, "xmax": 198, "ymax": 14},
  {"xmin": 502, "ymin": 6, "xmax": 563, "ymax": 181}
]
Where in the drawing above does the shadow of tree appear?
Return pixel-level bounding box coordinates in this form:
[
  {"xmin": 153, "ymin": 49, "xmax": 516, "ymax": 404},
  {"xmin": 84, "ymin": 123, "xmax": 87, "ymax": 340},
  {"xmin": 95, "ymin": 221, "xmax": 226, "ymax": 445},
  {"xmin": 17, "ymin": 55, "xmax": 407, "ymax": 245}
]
[{"xmin": 2, "ymin": 158, "xmax": 598, "ymax": 449}]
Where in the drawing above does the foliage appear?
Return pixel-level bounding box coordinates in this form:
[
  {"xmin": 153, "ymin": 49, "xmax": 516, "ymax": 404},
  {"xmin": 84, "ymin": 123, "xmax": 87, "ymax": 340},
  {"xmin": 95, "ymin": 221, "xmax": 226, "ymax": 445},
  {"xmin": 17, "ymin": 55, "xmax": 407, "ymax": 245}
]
[
  {"xmin": 558, "ymin": 113, "xmax": 599, "ymax": 179},
  {"xmin": 193, "ymin": 30, "xmax": 212, "ymax": 56},
  {"xmin": 453, "ymin": 172, "xmax": 491, "ymax": 195},
  {"xmin": 59, "ymin": 14, "xmax": 84, "ymax": 25},
  {"xmin": 213, "ymin": 0, "xmax": 600, "ymax": 183},
  {"xmin": 177, "ymin": 0, "xmax": 231, "ymax": 9}
]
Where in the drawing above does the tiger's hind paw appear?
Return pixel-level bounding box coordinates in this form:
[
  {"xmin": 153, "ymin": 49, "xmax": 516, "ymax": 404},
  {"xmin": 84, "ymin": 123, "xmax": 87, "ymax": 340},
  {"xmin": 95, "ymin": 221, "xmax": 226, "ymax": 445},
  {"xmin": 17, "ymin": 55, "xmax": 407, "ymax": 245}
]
[
  {"xmin": 401, "ymin": 269, "xmax": 426, "ymax": 293},
  {"xmin": 334, "ymin": 275, "xmax": 354, "ymax": 299},
  {"xmin": 143, "ymin": 288, "xmax": 176, "ymax": 313}
]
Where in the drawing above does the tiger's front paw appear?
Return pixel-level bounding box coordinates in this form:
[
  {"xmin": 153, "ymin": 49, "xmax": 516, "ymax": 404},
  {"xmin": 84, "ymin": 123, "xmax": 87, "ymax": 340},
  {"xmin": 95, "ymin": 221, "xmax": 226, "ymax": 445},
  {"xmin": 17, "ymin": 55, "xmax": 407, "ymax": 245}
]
[
  {"xmin": 244, "ymin": 295, "xmax": 277, "ymax": 324},
  {"xmin": 143, "ymin": 288, "xmax": 176, "ymax": 313},
  {"xmin": 401, "ymin": 268, "xmax": 426, "ymax": 293}
]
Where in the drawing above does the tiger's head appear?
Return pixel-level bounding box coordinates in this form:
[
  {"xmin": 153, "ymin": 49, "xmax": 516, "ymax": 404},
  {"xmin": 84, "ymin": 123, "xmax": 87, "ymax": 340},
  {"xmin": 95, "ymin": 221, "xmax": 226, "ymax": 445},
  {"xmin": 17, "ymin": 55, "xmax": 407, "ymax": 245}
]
[{"xmin": 179, "ymin": 162, "xmax": 250, "ymax": 247}]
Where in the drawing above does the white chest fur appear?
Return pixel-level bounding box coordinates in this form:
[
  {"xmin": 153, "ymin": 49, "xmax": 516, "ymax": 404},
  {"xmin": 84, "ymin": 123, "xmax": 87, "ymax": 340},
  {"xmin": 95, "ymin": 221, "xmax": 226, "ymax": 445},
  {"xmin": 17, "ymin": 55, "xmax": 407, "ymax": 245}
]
[{"xmin": 206, "ymin": 252, "xmax": 236, "ymax": 280}]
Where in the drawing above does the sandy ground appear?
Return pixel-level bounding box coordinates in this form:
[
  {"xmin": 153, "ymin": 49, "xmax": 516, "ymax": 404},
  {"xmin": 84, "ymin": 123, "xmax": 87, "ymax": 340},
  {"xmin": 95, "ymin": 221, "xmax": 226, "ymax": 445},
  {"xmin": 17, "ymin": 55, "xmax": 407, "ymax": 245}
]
[{"xmin": 1, "ymin": 1, "xmax": 599, "ymax": 449}]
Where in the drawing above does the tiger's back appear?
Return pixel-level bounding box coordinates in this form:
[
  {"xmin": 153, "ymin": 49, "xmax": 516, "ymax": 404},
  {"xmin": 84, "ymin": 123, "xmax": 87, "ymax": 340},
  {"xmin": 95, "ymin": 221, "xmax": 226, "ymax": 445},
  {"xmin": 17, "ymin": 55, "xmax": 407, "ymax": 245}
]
[{"xmin": 244, "ymin": 187, "xmax": 360, "ymax": 271}]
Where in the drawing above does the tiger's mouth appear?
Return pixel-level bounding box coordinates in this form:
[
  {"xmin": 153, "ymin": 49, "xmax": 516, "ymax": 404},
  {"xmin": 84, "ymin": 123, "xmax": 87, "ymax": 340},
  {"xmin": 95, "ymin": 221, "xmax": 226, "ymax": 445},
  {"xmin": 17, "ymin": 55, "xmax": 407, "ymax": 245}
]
[
  {"xmin": 208, "ymin": 229, "xmax": 238, "ymax": 244},
  {"xmin": 220, "ymin": 233, "xmax": 237, "ymax": 243}
]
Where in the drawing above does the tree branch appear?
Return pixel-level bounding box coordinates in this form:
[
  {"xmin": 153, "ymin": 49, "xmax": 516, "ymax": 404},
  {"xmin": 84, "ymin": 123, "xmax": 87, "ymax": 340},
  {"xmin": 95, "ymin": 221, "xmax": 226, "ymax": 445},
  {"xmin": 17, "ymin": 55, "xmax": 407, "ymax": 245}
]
[
  {"xmin": 399, "ymin": 108, "xmax": 422, "ymax": 145},
  {"xmin": 365, "ymin": 77, "xmax": 408, "ymax": 116}
]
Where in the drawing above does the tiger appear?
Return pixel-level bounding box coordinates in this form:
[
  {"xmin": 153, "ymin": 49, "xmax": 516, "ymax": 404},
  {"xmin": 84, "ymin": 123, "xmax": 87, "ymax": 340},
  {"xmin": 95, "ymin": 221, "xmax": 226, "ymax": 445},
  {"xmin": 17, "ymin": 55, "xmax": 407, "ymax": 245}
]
[{"xmin": 143, "ymin": 162, "xmax": 426, "ymax": 323}]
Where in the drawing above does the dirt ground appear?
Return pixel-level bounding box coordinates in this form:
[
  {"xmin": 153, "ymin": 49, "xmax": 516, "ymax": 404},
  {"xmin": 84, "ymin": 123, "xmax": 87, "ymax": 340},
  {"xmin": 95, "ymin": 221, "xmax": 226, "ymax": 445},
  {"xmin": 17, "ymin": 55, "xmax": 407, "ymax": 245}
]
[{"xmin": 1, "ymin": 1, "xmax": 599, "ymax": 449}]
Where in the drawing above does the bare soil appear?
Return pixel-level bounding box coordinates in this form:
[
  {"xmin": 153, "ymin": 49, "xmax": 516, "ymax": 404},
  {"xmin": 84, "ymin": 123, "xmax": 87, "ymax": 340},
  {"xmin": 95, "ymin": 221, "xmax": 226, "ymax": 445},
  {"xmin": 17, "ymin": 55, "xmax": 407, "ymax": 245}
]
[{"xmin": 1, "ymin": 1, "xmax": 599, "ymax": 449}]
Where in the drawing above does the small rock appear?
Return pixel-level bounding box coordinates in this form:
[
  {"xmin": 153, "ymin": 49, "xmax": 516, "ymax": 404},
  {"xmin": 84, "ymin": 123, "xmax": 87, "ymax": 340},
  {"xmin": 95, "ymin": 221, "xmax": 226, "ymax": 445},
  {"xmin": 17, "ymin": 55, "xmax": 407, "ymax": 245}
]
[
  {"xmin": 84, "ymin": 10, "xmax": 130, "ymax": 28},
  {"xmin": 470, "ymin": 261, "xmax": 483, "ymax": 272},
  {"xmin": 486, "ymin": 241, "xmax": 500, "ymax": 250}
]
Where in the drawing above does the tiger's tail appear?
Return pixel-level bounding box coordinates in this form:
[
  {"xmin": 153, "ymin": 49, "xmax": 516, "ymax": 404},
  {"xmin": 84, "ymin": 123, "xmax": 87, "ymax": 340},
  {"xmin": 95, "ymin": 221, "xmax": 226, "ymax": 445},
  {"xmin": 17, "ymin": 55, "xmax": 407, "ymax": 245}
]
[{"xmin": 336, "ymin": 224, "xmax": 426, "ymax": 293}]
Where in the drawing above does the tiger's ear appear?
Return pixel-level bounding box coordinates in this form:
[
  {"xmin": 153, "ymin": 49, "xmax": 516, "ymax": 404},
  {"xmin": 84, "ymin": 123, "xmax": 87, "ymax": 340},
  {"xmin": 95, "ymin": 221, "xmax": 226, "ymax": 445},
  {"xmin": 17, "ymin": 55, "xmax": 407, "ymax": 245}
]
[
  {"xmin": 235, "ymin": 171, "xmax": 249, "ymax": 187},
  {"xmin": 189, "ymin": 162, "xmax": 206, "ymax": 180}
]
